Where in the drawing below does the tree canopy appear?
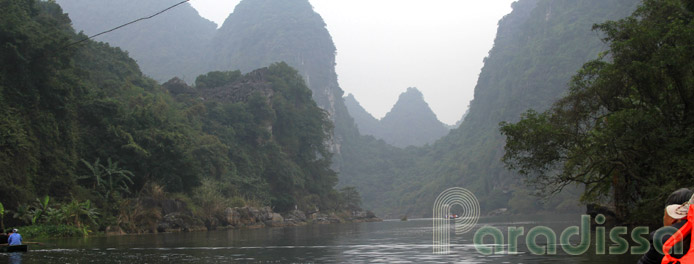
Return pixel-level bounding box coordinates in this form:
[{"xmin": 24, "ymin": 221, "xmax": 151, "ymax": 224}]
[{"xmin": 501, "ymin": 0, "xmax": 694, "ymax": 224}]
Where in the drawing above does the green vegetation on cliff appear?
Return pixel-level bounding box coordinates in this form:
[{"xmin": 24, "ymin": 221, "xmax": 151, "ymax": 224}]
[
  {"xmin": 177, "ymin": 64, "xmax": 339, "ymax": 211},
  {"xmin": 60, "ymin": 0, "xmax": 355, "ymax": 160},
  {"xmin": 501, "ymin": 0, "xmax": 694, "ymax": 225},
  {"xmin": 0, "ymin": 0, "xmax": 349, "ymax": 234}
]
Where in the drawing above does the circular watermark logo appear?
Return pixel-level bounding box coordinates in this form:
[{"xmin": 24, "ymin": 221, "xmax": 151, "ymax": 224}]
[
  {"xmin": 431, "ymin": 187, "xmax": 672, "ymax": 257},
  {"xmin": 433, "ymin": 187, "xmax": 480, "ymax": 254}
]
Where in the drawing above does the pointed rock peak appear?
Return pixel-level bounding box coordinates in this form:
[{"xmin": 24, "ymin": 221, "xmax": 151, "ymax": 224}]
[
  {"xmin": 373, "ymin": 87, "xmax": 449, "ymax": 147},
  {"xmin": 212, "ymin": 0, "xmax": 338, "ymax": 117},
  {"xmin": 396, "ymin": 87, "xmax": 427, "ymax": 104},
  {"xmin": 222, "ymin": 0, "xmax": 320, "ymax": 29},
  {"xmin": 395, "ymin": 87, "xmax": 425, "ymax": 102},
  {"xmin": 403, "ymin": 87, "xmax": 423, "ymax": 97},
  {"xmin": 384, "ymin": 87, "xmax": 445, "ymax": 126},
  {"xmin": 388, "ymin": 87, "xmax": 434, "ymax": 116},
  {"xmin": 237, "ymin": 0, "xmax": 313, "ymax": 9}
]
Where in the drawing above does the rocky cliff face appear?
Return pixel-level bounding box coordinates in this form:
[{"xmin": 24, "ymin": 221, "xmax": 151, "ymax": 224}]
[
  {"xmin": 340, "ymin": 0, "xmax": 642, "ymax": 218},
  {"xmin": 208, "ymin": 0, "xmax": 341, "ymax": 120},
  {"xmin": 399, "ymin": 0, "xmax": 641, "ymax": 216}
]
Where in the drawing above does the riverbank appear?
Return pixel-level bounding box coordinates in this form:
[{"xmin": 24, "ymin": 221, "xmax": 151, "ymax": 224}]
[
  {"xmin": 104, "ymin": 201, "xmax": 382, "ymax": 236},
  {"xmin": 11, "ymin": 194, "xmax": 382, "ymax": 239},
  {"xmin": 16, "ymin": 208, "xmax": 381, "ymax": 239}
]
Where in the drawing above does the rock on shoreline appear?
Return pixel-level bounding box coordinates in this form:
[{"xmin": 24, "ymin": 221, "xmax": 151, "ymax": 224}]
[
  {"xmin": 108, "ymin": 202, "xmax": 382, "ymax": 235},
  {"xmin": 213, "ymin": 207, "xmax": 382, "ymax": 230}
]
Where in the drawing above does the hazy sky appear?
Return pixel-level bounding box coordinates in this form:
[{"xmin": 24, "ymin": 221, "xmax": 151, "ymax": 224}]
[{"xmin": 189, "ymin": 0, "xmax": 516, "ymax": 125}]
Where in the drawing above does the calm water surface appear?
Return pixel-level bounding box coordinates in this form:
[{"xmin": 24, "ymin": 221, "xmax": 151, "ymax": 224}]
[{"xmin": 3, "ymin": 214, "xmax": 642, "ymax": 263}]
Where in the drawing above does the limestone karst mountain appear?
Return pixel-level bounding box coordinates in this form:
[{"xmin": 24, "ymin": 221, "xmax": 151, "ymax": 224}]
[
  {"xmin": 57, "ymin": 0, "xmax": 217, "ymax": 82},
  {"xmin": 340, "ymin": 0, "xmax": 641, "ymax": 217},
  {"xmin": 344, "ymin": 88, "xmax": 450, "ymax": 148}
]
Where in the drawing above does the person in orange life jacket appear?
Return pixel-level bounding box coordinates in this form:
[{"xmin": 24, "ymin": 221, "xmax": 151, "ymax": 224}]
[{"xmin": 637, "ymin": 188, "xmax": 692, "ymax": 264}]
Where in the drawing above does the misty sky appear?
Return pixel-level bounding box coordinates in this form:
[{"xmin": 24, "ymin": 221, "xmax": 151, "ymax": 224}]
[{"xmin": 189, "ymin": 0, "xmax": 516, "ymax": 125}]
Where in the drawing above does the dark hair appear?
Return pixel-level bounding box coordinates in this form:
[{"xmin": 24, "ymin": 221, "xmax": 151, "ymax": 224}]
[{"xmin": 665, "ymin": 188, "xmax": 693, "ymax": 206}]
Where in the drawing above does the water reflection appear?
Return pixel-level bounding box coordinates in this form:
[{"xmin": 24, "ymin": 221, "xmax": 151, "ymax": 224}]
[
  {"xmin": 8, "ymin": 252, "xmax": 22, "ymax": 264},
  {"xmin": 5, "ymin": 215, "xmax": 643, "ymax": 263}
]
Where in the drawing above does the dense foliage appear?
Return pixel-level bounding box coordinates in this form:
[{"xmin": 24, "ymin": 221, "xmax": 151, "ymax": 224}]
[
  {"xmin": 501, "ymin": 0, "xmax": 694, "ymax": 225},
  {"xmin": 344, "ymin": 88, "xmax": 450, "ymax": 148},
  {"xmin": 0, "ymin": 0, "xmax": 347, "ymax": 232},
  {"xmin": 179, "ymin": 64, "xmax": 340, "ymax": 212}
]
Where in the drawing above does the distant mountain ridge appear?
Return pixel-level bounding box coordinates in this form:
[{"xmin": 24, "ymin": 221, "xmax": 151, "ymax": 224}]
[
  {"xmin": 57, "ymin": 0, "xmax": 217, "ymax": 82},
  {"xmin": 338, "ymin": 0, "xmax": 642, "ymax": 218},
  {"xmin": 344, "ymin": 88, "xmax": 450, "ymax": 148},
  {"xmin": 343, "ymin": 94, "xmax": 380, "ymax": 137}
]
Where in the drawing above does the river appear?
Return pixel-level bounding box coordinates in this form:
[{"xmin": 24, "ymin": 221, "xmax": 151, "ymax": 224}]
[{"xmin": 4, "ymin": 214, "xmax": 643, "ymax": 263}]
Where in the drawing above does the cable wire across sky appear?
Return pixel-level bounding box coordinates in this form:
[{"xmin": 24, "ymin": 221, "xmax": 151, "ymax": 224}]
[{"xmin": 64, "ymin": 0, "xmax": 190, "ymax": 48}]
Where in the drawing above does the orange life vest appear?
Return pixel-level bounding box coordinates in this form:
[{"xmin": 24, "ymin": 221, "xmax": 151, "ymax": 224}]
[{"xmin": 662, "ymin": 204, "xmax": 694, "ymax": 264}]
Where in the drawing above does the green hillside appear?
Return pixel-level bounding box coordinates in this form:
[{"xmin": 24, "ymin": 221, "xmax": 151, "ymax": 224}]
[
  {"xmin": 501, "ymin": 0, "xmax": 694, "ymax": 225},
  {"xmin": 0, "ymin": 0, "xmax": 347, "ymax": 233}
]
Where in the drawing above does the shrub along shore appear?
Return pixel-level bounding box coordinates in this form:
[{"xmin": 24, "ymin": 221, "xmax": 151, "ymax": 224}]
[{"xmin": 2, "ymin": 184, "xmax": 379, "ymax": 239}]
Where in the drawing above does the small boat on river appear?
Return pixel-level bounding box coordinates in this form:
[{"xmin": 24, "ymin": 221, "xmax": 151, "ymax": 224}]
[{"xmin": 1, "ymin": 244, "xmax": 28, "ymax": 252}]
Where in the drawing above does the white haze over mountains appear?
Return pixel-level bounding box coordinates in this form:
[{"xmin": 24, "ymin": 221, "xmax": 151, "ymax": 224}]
[{"xmin": 189, "ymin": 0, "xmax": 515, "ymax": 125}]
